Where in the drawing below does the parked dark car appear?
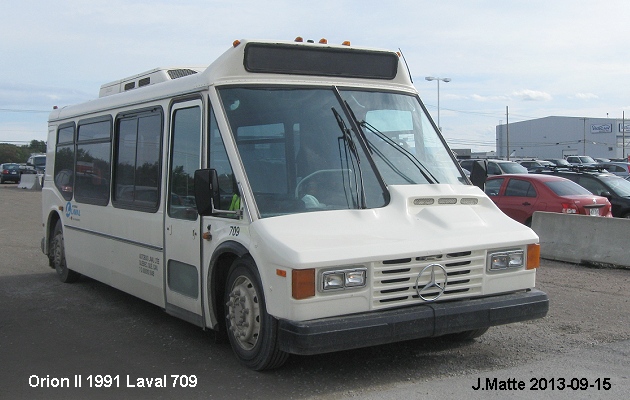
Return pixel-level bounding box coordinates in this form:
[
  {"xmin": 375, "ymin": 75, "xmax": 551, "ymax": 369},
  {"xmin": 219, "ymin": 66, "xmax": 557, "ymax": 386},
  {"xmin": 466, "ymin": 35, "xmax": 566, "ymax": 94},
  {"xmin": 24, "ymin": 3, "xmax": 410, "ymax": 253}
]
[
  {"xmin": 460, "ymin": 159, "xmax": 528, "ymax": 175},
  {"xmin": 545, "ymin": 158, "xmax": 572, "ymax": 167},
  {"xmin": 485, "ymin": 174, "xmax": 612, "ymax": 226},
  {"xmin": 539, "ymin": 169, "xmax": 630, "ymax": 218},
  {"xmin": 518, "ymin": 159, "xmax": 554, "ymax": 172},
  {"xmin": 1, "ymin": 163, "xmax": 21, "ymax": 183}
]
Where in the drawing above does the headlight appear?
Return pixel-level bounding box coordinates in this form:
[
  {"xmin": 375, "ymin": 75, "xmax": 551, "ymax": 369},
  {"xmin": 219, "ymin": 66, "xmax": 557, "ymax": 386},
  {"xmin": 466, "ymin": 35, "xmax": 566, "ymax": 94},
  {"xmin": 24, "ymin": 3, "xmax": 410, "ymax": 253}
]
[
  {"xmin": 489, "ymin": 250, "xmax": 524, "ymax": 271},
  {"xmin": 321, "ymin": 268, "xmax": 367, "ymax": 291},
  {"xmin": 322, "ymin": 272, "xmax": 345, "ymax": 290}
]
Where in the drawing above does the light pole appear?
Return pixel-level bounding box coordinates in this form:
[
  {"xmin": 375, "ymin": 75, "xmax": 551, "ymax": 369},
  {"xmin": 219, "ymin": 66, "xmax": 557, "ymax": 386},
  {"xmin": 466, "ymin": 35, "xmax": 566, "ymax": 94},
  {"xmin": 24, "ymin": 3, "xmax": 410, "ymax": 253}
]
[{"xmin": 425, "ymin": 76, "xmax": 451, "ymax": 131}]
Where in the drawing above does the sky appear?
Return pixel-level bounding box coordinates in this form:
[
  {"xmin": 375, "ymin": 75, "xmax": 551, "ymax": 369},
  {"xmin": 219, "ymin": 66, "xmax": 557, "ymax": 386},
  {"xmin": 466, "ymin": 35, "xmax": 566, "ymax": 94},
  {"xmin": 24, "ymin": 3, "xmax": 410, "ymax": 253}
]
[{"xmin": 1, "ymin": 0, "xmax": 629, "ymax": 152}]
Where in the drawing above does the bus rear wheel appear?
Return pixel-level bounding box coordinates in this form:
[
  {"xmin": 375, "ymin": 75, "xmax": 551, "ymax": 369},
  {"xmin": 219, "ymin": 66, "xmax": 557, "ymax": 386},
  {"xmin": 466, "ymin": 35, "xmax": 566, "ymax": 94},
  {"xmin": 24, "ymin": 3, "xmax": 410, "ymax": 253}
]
[
  {"xmin": 224, "ymin": 257, "xmax": 288, "ymax": 370},
  {"xmin": 52, "ymin": 221, "xmax": 80, "ymax": 283}
]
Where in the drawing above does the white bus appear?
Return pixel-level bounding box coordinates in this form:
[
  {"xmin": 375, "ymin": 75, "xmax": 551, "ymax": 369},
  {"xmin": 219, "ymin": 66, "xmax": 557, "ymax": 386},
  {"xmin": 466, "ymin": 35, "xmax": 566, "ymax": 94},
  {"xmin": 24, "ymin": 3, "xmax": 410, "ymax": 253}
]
[{"xmin": 42, "ymin": 38, "xmax": 548, "ymax": 370}]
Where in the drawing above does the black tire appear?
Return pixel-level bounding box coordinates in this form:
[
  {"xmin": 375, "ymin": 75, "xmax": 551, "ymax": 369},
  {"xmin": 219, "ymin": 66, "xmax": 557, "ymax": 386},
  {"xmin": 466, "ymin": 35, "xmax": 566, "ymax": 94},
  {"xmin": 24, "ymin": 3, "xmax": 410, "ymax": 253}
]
[
  {"xmin": 442, "ymin": 327, "xmax": 489, "ymax": 341},
  {"xmin": 224, "ymin": 257, "xmax": 288, "ymax": 370},
  {"xmin": 51, "ymin": 221, "xmax": 80, "ymax": 283}
]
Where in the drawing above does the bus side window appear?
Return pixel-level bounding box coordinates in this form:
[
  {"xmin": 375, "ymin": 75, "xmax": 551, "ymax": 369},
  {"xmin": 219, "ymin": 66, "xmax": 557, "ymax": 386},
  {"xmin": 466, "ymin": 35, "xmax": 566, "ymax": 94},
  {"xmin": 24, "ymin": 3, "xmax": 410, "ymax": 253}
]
[
  {"xmin": 113, "ymin": 109, "xmax": 162, "ymax": 211},
  {"xmin": 74, "ymin": 117, "xmax": 112, "ymax": 206},
  {"xmin": 169, "ymin": 106, "xmax": 201, "ymax": 221},
  {"xmin": 209, "ymin": 108, "xmax": 239, "ymax": 212},
  {"xmin": 54, "ymin": 124, "xmax": 75, "ymax": 201}
]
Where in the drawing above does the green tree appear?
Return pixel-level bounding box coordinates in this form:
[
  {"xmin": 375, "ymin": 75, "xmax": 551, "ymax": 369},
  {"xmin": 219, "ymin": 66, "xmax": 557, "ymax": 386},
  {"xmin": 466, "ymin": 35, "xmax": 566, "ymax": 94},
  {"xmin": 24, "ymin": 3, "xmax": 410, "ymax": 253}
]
[
  {"xmin": 0, "ymin": 143, "xmax": 21, "ymax": 163},
  {"xmin": 28, "ymin": 140, "xmax": 47, "ymax": 153}
]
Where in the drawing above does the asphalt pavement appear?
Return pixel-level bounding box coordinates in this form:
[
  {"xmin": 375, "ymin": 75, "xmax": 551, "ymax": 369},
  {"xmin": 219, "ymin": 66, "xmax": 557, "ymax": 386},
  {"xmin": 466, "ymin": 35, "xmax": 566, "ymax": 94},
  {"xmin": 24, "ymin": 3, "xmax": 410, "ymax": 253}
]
[{"xmin": 1, "ymin": 184, "xmax": 628, "ymax": 400}]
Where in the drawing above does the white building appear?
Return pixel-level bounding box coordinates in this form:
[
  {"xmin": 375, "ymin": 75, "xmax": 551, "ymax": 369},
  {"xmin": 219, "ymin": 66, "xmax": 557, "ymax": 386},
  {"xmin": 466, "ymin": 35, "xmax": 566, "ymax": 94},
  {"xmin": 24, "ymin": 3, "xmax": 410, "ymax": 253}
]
[{"xmin": 495, "ymin": 116, "xmax": 630, "ymax": 160}]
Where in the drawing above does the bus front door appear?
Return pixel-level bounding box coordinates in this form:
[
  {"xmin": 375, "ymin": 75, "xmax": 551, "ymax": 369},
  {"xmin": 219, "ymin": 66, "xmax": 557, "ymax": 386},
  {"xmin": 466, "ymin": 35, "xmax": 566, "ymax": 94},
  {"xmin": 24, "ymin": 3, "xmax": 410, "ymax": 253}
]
[{"xmin": 164, "ymin": 100, "xmax": 204, "ymax": 326}]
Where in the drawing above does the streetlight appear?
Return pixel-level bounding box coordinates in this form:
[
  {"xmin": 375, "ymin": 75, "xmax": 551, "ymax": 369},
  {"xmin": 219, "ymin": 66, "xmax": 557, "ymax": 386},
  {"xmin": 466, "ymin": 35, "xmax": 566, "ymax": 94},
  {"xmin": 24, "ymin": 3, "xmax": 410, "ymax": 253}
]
[{"xmin": 425, "ymin": 76, "xmax": 451, "ymax": 131}]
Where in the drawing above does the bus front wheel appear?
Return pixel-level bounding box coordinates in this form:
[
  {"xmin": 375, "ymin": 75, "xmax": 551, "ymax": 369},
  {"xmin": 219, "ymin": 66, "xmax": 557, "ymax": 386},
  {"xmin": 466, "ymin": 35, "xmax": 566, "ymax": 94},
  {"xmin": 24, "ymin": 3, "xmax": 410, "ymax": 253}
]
[
  {"xmin": 52, "ymin": 221, "xmax": 80, "ymax": 283},
  {"xmin": 224, "ymin": 257, "xmax": 288, "ymax": 370}
]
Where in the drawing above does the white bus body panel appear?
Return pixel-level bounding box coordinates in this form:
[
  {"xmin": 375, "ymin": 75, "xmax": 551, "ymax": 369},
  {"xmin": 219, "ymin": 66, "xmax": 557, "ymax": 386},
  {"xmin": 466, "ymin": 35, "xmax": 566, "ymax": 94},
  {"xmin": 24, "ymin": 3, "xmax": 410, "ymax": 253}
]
[
  {"xmin": 60, "ymin": 202, "xmax": 165, "ymax": 307},
  {"xmin": 244, "ymin": 184, "xmax": 538, "ymax": 322}
]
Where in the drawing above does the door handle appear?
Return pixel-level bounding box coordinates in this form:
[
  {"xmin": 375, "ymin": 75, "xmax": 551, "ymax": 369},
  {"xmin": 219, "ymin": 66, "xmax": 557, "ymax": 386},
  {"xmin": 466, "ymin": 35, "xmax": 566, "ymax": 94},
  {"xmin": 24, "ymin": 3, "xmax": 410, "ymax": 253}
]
[{"xmin": 522, "ymin": 202, "xmax": 531, "ymax": 206}]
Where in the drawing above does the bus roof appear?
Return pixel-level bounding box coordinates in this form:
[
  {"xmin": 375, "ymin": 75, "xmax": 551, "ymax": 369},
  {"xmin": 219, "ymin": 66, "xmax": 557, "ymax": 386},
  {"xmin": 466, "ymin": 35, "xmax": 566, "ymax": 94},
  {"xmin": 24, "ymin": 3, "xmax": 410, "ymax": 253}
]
[{"xmin": 49, "ymin": 39, "xmax": 414, "ymax": 122}]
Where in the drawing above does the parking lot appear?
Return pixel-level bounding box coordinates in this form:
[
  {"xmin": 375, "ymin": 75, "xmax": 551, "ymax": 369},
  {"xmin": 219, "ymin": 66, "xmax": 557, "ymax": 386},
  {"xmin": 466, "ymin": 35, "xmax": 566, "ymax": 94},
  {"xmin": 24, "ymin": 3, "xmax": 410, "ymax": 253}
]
[{"xmin": 1, "ymin": 184, "xmax": 629, "ymax": 399}]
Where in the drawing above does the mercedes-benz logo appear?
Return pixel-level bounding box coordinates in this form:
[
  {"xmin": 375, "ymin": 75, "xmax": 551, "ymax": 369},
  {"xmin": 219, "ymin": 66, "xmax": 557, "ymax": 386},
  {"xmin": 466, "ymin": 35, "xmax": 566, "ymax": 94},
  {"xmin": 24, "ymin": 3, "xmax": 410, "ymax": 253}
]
[{"xmin": 415, "ymin": 263, "xmax": 448, "ymax": 301}]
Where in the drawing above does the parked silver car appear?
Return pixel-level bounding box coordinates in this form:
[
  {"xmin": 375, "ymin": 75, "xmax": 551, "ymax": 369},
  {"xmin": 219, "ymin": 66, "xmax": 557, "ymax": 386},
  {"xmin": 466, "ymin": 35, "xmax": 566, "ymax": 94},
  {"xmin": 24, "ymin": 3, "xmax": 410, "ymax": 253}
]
[
  {"xmin": 565, "ymin": 155, "xmax": 597, "ymax": 166},
  {"xmin": 598, "ymin": 162, "xmax": 630, "ymax": 178}
]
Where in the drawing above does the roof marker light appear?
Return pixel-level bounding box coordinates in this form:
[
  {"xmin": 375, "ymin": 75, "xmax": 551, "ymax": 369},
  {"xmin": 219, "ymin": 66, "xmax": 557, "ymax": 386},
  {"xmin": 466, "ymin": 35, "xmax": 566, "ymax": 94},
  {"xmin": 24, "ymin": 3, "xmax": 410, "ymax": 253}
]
[
  {"xmin": 342, "ymin": 40, "xmax": 351, "ymax": 46},
  {"xmin": 232, "ymin": 40, "xmax": 241, "ymax": 48},
  {"xmin": 295, "ymin": 36, "xmax": 304, "ymax": 42},
  {"xmin": 319, "ymin": 38, "xmax": 328, "ymax": 44}
]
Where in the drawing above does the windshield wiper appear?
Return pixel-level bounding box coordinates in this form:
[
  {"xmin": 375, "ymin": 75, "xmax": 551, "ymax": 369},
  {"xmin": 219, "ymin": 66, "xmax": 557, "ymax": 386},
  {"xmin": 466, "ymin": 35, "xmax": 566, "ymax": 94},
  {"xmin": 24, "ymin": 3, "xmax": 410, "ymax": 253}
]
[
  {"xmin": 359, "ymin": 119, "xmax": 438, "ymax": 184},
  {"xmin": 332, "ymin": 107, "xmax": 366, "ymax": 208}
]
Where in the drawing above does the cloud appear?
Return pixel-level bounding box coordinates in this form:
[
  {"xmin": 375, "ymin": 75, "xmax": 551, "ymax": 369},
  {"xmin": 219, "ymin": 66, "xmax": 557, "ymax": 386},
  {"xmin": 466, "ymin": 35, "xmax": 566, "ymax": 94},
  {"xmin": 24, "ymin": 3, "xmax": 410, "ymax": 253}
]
[
  {"xmin": 511, "ymin": 90, "xmax": 552, "ymax": 102},
  {"xmin": 470, "ymin": 94, "xmax": 511, "ymax": 102},
  {"xmin": 571, "ymin": 93, "xmax": 599, "ymax": 100}
]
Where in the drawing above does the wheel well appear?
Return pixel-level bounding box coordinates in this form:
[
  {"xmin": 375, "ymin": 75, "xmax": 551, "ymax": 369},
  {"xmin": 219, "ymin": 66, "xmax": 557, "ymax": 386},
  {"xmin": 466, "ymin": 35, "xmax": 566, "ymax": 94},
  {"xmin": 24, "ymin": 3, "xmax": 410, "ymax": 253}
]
[
  {"xmin": 46, "ymin": 212, "xmax": 62, "ymax": 261},
  {"xmin": 210, "ymin": 251, "xmax": 241, "ymax": 334}
]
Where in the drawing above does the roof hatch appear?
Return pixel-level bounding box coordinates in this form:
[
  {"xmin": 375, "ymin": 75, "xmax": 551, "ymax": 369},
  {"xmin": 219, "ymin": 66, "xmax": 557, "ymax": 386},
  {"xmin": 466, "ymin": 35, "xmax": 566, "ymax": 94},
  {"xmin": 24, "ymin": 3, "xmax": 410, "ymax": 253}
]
[{"xmin": 98, "ymin": 67, "xmax": 205, "ymax": 97}]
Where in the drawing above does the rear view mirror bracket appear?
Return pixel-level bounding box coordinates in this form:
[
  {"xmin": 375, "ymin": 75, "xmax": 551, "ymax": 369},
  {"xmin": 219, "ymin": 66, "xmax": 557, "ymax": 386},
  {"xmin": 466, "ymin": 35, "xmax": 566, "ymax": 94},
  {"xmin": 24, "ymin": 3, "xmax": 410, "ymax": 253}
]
[
  {"xmin": 194, "ymin": 169, "xmax": 242, "ymax": 218},
  {"xmin": 470, "ymin": 160, "xmax": 488, "ymax": 190}
]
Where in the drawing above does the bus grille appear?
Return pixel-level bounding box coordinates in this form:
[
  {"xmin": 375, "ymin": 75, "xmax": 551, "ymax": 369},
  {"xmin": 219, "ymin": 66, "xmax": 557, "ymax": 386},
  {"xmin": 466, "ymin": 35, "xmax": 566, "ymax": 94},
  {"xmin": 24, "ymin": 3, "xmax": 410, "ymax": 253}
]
[{"xmin": 372, "ymin": 250, "xmax": 485, "ymax": 309}]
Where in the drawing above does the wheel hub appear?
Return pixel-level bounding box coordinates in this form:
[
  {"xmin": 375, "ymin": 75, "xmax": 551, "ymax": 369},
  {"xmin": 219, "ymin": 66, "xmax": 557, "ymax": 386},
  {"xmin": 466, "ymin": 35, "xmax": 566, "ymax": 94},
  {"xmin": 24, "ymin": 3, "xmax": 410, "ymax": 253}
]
[{"xmin": 226, "ymin": 276, "xmax": 261, "ymax": 350}]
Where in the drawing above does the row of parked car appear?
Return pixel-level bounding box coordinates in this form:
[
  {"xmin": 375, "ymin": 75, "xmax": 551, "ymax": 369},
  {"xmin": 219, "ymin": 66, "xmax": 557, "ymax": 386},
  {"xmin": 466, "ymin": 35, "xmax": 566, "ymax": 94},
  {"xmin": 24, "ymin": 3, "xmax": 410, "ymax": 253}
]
[{"xmin": 460, "ymin": 158, "xmax": 630, "ymax": 225}]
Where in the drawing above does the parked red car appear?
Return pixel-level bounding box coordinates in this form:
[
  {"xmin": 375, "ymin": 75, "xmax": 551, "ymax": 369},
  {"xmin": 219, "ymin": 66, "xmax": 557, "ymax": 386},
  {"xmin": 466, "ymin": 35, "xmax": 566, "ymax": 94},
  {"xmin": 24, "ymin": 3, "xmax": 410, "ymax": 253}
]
[{"xmin": 485, "ymin": 174, "xmax": 612, "ymax": 226}]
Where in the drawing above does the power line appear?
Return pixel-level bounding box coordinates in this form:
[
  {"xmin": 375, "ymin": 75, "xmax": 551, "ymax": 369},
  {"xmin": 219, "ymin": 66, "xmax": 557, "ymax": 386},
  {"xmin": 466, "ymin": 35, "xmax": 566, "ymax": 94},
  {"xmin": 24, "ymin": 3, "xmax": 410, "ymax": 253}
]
[
  {"xmin": 423, "ymin": 103, "xmax": 540, "ymax": 122},
  {"xmin": 0, "ymin": 108, "xmax": 50, "ymax": 113}
]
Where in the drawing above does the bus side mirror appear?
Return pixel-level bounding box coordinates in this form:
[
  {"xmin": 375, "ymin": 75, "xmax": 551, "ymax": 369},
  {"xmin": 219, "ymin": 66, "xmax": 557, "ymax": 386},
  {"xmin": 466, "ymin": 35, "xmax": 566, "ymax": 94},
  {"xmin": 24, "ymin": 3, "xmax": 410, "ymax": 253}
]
[
  {"xmin": 470, "ymin": 160, "xmax": 487, "ymax": 190},
  {"xmin": 194, "ymin": 169, "xmax": 220, "ymax": 216}
]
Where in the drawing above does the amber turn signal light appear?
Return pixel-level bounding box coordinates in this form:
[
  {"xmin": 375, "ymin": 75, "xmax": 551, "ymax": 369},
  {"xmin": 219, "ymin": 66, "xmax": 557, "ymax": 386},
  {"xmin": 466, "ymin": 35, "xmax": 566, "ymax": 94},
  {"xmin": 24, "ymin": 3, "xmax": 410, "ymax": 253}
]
[
  {"xmin": 527, "ymin": 243, "xmax": 540, "ymax": 269},
  {"xmin": 292, "ymin": 269, "xmax": 315, "ymax": 299}
]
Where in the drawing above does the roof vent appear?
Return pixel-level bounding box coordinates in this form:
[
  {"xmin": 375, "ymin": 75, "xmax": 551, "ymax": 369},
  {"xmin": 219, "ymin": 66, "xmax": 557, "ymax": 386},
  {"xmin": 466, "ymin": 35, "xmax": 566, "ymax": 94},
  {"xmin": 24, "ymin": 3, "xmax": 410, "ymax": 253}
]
[
  {"xmin": 99, "ymin": 66, "xmax": 205, "ymax": 97},
  {"xmin": 167, "ymin": 68, "xmax": 199, "ymax": 79}
]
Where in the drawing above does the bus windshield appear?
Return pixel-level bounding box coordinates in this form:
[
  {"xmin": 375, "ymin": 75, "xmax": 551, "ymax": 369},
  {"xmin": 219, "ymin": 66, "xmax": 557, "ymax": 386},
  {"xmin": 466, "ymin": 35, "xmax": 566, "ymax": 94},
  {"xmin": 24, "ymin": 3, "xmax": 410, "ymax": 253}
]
[
  {"xmin": 218, "ymin": 86, "xmax": 464, "ymax": 218},
  {"xmin": 340, "ymin": 90, "xmax": 463, "ymax": 186}
]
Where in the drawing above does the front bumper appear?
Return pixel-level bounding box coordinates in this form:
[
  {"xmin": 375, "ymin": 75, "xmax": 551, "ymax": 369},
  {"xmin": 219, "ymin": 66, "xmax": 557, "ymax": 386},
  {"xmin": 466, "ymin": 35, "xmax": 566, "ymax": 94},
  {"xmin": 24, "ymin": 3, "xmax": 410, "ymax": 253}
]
[{"xmin": 278, "ymin": 289, "xmax": 548, "ymax": 355}]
